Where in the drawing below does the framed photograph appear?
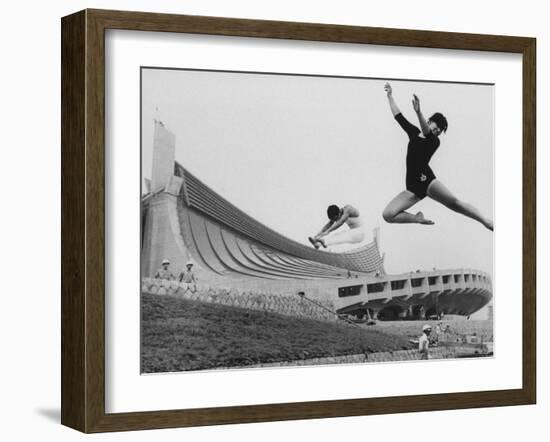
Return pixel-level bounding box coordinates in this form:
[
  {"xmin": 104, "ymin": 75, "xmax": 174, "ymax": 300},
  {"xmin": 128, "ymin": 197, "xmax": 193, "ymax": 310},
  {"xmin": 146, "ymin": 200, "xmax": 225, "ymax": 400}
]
[{"xmin": 61, "ymin": 9, "xmax": 536, "ymax": 433}]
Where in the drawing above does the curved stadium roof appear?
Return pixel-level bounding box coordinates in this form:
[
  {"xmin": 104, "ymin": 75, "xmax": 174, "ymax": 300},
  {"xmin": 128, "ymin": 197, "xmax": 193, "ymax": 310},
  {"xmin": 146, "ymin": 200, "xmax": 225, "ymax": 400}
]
[{"xmin": 174, "ymin": 162, "xmax": 385, "ymax": 277}]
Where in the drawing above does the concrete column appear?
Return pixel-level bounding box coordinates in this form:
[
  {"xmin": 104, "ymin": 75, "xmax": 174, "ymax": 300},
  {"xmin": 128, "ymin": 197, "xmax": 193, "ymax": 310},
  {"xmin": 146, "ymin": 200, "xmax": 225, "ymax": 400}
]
[
  {"xmin": 488, "ymin": 304, "xmax": 494, "ymax": 321},
  {"xmin": 141, "ymin": 193, "xmax": 184, "ymax": 277},
  {"xmin": 433, "ymin": 292, "xmax": 439, "ymax": 317},
  {"xmin": 142, "ymin": 123, "xmax": 187, "ymax": 278}
]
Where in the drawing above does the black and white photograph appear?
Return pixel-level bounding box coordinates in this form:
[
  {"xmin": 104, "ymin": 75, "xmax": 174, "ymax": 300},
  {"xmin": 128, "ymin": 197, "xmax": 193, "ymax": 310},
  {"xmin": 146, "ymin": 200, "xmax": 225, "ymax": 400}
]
[
  {"xmin": 1, "ymin": 0, "xmax": 544, "ymax": 438},
  {"xmin": 140, "ymin": 67, "xmax": 494, "ymax": 374}
]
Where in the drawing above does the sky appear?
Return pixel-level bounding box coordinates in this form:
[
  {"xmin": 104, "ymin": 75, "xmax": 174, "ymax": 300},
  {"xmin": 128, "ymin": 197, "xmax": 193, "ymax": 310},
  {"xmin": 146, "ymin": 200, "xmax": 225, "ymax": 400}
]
[{"xmin": 141, "ymin": 68, "xmax": 494, "ymax": 279}]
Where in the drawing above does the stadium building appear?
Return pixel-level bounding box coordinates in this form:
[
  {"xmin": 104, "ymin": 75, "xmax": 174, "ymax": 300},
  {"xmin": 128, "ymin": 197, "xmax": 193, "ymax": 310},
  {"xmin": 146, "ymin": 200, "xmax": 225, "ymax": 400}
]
[{"xmin": 141, "ymin": 122, "xmax": 492, "ymax": 321}]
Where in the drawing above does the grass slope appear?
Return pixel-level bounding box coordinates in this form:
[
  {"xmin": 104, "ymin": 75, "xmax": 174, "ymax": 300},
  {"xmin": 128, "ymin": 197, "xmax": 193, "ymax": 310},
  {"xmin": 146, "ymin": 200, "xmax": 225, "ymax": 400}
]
[{"xmin": 141, "ymin": 293, "xmax": 413, "ymax": 373}]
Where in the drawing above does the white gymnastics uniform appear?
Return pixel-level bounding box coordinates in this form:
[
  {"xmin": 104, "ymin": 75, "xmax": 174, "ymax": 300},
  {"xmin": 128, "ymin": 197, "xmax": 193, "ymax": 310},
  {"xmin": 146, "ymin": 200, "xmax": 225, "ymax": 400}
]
[{"xmin": 323, "ymin": 215, "xmax": 365, "ymax": 247}]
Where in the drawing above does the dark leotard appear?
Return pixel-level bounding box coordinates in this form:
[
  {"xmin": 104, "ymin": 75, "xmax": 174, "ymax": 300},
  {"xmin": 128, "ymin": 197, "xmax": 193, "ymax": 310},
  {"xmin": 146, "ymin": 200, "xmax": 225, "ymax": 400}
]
[{"xmin": 395, "ymin": 113, "xmax": 440, "ymax": 198}]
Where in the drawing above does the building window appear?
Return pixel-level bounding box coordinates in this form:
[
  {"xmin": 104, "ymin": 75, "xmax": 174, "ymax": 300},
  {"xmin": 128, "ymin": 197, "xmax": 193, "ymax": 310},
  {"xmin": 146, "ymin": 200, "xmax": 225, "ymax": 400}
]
[
  {"xmin": 411, "ymin": 278, "xmax": 424, "ymax": 288},
  {"xmin": 391, "ymin": 280, "xmax": 406, "ymax": 290},
  {"xmin": 428, "ymin": 276, "xmax": 438, "ymax": 286},
  {"xmin": 338, "ymin": 285, "xmax": 363, "ymax": 298},
  {"xmin": 367, "ymin": 283, "xmax": 386, "ymax": 294}
]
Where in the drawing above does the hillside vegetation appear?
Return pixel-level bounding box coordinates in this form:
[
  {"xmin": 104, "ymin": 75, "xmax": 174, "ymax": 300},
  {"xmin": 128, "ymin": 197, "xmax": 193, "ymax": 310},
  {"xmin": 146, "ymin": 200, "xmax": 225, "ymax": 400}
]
[{"xmin": 141, "ymin": 293, "xmax": 413, "ymax": 373}]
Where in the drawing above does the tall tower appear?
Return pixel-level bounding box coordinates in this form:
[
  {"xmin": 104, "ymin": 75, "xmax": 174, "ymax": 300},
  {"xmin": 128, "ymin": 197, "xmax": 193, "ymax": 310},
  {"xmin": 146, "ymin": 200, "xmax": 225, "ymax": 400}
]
[
  {"xmin": 141, "ymin": 122, "xmax": 185, "ymax": 277},
  {"xmin": 151, "ymin": 120, "xmax": 176, "ymax": 191}
]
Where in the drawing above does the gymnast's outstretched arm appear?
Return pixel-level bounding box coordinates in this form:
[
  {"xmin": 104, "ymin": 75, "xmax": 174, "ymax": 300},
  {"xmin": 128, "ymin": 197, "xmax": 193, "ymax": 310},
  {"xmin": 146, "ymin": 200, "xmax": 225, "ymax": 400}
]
[
  {"xmin": 318, "ymin": 208, "xmax": 351, "ymax": 237},
  {"xmin": 385, "ymin": 82, "xmax": 401, "ymax": 116},
  {"xmin": 412, "ymin": 94, "xmax": 431, "ymax": 137}
]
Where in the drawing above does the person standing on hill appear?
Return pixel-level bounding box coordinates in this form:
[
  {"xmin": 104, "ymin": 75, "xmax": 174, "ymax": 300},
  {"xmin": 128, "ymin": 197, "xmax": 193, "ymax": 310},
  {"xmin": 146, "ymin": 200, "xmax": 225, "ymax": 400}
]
[
  {"xmin": 179, "ymin": 261, "xmax": 197, "ymax": 293},
  {"xmin": 154, "ymin": 259, "xmax": 175, "ymax": 280},
  {"xmin": 419, "ymin": 324, "xmax": 432, "ymax": 360}
]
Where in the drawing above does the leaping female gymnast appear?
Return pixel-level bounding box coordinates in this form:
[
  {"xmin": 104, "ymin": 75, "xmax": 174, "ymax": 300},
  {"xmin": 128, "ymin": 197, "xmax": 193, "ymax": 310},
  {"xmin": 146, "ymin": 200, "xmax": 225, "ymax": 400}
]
[{"xmin": 382, "ymin": 82, "xmax": 493, "ymax": 231}]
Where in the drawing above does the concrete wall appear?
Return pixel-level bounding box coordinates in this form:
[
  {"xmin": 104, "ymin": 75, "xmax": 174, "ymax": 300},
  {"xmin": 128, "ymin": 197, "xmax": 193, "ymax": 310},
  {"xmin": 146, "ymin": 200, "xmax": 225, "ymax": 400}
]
[
  {"xmin": 142, "ymin": 278, "xmax": 338, "ymax": 322},
  {"xmin": 151, "ymin": 122, "xmax": 176, "ymax": 191}
]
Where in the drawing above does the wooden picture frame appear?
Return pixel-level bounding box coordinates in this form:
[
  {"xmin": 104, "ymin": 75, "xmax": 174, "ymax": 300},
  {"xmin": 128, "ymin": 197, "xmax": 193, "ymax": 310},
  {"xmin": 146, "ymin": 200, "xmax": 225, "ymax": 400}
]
[{"xmin": 61, "ymin": 9, "xmax": 536, "ymax": 433}]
